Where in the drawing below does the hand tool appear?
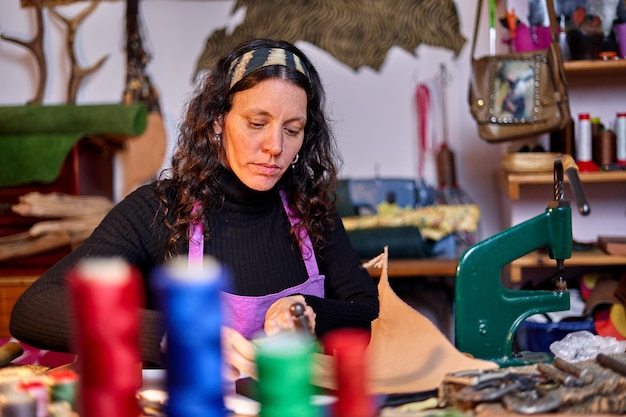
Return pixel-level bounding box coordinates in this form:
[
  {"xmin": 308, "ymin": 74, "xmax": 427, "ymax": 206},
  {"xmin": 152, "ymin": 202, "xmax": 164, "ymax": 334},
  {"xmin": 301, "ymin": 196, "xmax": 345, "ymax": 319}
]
[
  {"xmin": 503, "ymin": 389, "xmax": 561, "ymax": 414},
  {"xmin": 443, "ymin": 369, "xmax": 509, "ymax": 386},
  {"xmin": 489, "ymin": 0, "xmax": 496, "ymax": 54},
  {"xmin": 290, "ymin": 302, "xmax": 312, "ymax": 337},
  {"xmin": 456, "ymin": 378, "xmax": 521, "ymax": 403},
  {"xmin": 505, "ymin": 9, "xmax": 518, "ymax": 40},
  {"xmin": 537, "ymin": 363, "xmax": 579, "ymax": 387},
  {"xmin": 597, "ymin": 353, "xmax": 626, "ymax": 377},
  {"xmin": 552, "ymin": 356, "xmax": 594, "ymax": 385},
  {"xmin": 455, "ymin": 372, "xmax": 536, "ymax": 402}
]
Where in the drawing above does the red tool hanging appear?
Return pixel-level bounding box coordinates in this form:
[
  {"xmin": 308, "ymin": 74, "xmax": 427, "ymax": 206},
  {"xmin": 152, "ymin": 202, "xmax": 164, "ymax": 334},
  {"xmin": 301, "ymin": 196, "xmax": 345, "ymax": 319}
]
[{"xmin": 415, "ymin": 79, "xmax": 437, "ymax": 206}]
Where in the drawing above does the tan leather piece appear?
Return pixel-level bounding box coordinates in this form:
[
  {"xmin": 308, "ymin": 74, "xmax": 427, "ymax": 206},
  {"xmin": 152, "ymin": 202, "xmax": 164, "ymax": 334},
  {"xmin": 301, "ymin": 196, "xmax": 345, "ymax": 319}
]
[
  {"xmin": 118, "ymin": 112, "xmax": 167, "ymax": 198},
  {"xmin": 362, "ymin": 248, "xmax": 497, "ymax": 394},
  {"xmin": 312, "ymin": 248, "xmax": 497, "ymax": 393}
]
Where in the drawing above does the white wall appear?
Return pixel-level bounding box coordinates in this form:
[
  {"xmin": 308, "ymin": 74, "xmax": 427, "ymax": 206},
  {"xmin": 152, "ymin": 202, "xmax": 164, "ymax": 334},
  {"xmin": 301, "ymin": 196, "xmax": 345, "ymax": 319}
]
[{"xmin": 1, "ymin": 1, "xmax": 623, "ymax": 243}]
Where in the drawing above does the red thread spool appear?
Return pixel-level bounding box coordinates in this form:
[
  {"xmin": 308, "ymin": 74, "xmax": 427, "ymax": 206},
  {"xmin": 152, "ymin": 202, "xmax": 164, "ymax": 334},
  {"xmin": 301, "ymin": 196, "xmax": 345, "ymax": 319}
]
[
  {"xmin": 68, "ymin": 258, "xmax": 143, "ymax": 417},
  {"xmin": 323, "ymin": 328, "xmax": 375, "ymax": 417}
]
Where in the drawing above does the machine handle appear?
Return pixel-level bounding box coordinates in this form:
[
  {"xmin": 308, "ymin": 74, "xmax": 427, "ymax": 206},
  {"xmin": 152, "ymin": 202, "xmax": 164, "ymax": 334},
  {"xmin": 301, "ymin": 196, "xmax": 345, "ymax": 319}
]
[{"xmin": 561, "ymin": 155, "xmax": 591, "ymax": 216}]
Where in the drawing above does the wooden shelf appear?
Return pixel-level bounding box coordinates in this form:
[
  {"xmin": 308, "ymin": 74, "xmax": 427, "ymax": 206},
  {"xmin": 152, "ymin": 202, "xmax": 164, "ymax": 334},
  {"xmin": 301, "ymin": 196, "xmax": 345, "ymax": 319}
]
[
  {"xmin": 500, "ymin": 57, "xmax": 626, "ymax": 288},
  {"xmin": 367, "ymin": 258, "xmax": 458, "ymax": 279},
  {"xmin": 504, "ymin": 170, "xmax": 626, "ymax": 200},
  {"xmin": 509, "ymin": 248, "xmax": 626, "ymax": 283},
  {"xmin": 564, "ymin": 59, "xmax": 626, "ymax": 75}
]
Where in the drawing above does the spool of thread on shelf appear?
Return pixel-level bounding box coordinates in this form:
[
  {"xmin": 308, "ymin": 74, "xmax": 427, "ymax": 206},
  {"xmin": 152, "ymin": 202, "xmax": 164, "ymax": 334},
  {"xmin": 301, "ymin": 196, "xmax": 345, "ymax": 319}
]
[
  {"xmin": 576, "ymin": 113, "xmax": 599, "ymax": 172},
  {"xmin": 616, "ymin": 112, "xmax": 626, "ymax": 165},
  {"xmin": 323, "ymin": 328, "xmax": 375, "ymax": 417},
  {"xmin": 591, "ymin": 116, "xmax": 602, "ymax": 135},
  {"xmin": 68, "ymin": 258, "xmax": 143, "ymax": 417},
  {"xmin": 152, "ymin": 256, "xmax": 228, "ymax": 417},
  {"xmin": 593, "ymin": 129, "xmax": 617, "ymax": 169},
  {"xmin": 256, "ymin": 333, "xmax": 317, "ymax": 417}
]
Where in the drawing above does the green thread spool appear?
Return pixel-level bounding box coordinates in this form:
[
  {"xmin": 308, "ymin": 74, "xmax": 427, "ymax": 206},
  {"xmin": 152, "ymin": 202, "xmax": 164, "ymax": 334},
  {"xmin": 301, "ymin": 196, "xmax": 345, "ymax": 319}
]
[
  {"xmin": 48, "ymin": 370, "xmax": 78, "ymax": 411},
  {"xmin": 256, "ymin": 333, "xmax": 319, "ymax": 417}
]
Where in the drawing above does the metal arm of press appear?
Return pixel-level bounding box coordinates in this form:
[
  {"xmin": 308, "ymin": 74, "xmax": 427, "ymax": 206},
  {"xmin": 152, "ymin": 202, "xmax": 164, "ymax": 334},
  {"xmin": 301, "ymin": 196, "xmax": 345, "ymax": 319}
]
[{"xmin": 454, "ymin": 154, "xmax": 590, "ymax": 366}]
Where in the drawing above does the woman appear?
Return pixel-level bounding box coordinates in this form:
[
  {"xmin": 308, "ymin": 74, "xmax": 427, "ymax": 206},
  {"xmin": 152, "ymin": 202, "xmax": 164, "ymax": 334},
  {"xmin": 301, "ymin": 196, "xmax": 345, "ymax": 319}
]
[{"xmin": 9, "ymin": 39, "xmax": 379, "ymax": 369}]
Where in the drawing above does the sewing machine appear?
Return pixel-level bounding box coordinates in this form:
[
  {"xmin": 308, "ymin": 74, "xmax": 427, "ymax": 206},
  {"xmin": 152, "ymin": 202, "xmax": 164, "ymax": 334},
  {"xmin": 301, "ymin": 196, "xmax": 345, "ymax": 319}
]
[{"xmin": 455, "ymin": 155, "xmax": 590, "ymax": 366}]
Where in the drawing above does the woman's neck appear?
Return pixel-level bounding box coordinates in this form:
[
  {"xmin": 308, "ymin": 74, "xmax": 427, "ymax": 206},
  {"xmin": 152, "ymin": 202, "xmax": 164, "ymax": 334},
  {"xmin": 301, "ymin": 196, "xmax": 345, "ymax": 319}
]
[{"xmin": 217, "ymin": 165, "xmax": 278, "ymax": 208}]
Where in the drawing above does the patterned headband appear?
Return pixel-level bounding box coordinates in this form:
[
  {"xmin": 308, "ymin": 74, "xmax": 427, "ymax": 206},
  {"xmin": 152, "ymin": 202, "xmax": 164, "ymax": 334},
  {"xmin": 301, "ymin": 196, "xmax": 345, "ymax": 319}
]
[{"xmin": 228, "ymin": 47, "xmax": 310, "ymax": 88}]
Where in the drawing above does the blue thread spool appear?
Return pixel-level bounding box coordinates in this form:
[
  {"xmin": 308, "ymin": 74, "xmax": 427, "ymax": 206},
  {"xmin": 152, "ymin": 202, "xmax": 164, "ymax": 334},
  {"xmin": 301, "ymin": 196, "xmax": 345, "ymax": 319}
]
[{"xmin": 152, "ymin": 256, "xmax": 228, "ymax": 417}]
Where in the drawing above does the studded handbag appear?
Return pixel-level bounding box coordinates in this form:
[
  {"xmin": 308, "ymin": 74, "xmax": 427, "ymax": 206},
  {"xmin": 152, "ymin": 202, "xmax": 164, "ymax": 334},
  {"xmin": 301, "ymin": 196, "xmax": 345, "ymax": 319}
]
[{"xmin": 468, "ymin": 0, "xmax": 571, "ymax": 143}]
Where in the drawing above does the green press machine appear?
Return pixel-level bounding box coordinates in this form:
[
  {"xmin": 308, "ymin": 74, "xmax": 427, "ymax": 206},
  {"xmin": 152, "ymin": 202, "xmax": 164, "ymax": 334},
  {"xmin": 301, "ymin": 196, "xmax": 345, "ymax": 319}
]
[{"xmin": 455, "ymin": 155, "xmax": 590, "ymax": 366}]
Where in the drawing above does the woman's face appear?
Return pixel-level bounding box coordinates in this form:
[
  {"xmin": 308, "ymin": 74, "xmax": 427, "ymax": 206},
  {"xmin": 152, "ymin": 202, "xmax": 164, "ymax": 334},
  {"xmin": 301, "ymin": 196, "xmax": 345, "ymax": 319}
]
[{"xmin": 215, "ymin": 78, "xmax": 307, "ymax": 191}]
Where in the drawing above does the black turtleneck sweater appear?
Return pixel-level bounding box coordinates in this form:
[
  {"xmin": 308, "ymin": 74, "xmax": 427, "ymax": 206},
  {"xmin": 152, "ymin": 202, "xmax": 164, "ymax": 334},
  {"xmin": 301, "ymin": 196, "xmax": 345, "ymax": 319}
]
[{"xmin": 10, "ymin": 168, "xmax": 379, "ymax": 364}]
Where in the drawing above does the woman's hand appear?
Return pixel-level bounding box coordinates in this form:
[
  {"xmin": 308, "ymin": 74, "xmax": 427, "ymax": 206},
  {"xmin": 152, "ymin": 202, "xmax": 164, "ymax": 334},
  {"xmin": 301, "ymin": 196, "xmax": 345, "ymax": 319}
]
[
  {"xmin": 264, "ymin": 295, "xmax": 316, "ymax": 337},
  {"xmin": 221, "ymin": 326, "xmax": 257, "ymax": 381}
]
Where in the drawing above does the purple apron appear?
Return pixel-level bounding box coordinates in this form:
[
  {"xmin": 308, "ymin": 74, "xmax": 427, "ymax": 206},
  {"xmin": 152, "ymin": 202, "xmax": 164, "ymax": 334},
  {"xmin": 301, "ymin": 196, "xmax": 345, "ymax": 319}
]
[{"xmin": 188, "ymin": 190, "xmax": 325, "ymax": 339}]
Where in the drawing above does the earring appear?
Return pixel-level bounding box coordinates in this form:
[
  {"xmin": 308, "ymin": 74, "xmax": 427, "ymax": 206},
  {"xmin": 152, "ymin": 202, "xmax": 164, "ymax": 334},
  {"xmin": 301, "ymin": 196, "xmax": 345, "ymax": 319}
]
[
  {"xmin": 291, "ymin": 153, "xmax": 299, "ymax": 169},
  {"xmin": 215, "ymin": 133, "xmax": 221, "ymax": 143}
]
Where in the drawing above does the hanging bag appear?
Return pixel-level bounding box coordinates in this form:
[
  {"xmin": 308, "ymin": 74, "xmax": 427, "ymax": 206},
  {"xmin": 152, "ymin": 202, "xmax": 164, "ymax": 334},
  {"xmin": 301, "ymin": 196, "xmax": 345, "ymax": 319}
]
[{"xmin": 468, "ymin": 0, "xmax": 571, "ymax": 142}]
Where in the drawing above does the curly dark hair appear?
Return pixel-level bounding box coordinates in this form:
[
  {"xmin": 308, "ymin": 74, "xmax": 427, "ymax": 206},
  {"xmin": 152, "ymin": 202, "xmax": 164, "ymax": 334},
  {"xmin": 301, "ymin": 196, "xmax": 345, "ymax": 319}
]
[{"xmin": 157, "ymin": 39, "xmax": 342, "ymax": 259}]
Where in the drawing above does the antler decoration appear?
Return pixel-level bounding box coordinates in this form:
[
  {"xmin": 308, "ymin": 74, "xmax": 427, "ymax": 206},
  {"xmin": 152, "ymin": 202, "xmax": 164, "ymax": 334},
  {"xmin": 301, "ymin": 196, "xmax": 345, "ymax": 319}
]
[
  {"xmin": 0, "ymin": 0, "xmax": 47, "ymax": 104},
  {"xmin": 49, "ymin": 0, "xmax": 108, "ymax": 103}
]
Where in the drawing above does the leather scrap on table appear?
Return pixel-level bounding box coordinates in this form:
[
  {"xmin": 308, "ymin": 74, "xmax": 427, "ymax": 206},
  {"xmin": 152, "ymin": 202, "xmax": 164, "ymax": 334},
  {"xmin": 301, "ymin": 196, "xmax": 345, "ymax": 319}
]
[{"xmin": 359, "ymin": 248, "xmax": 497, "ymax": 394}]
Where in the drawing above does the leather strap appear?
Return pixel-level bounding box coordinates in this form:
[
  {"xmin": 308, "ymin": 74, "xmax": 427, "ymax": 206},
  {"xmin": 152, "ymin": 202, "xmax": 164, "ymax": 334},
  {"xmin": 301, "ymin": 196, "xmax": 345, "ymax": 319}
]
[{"xmin": 278, "ymin": 189, "xmax": 318, "ymax": 277}]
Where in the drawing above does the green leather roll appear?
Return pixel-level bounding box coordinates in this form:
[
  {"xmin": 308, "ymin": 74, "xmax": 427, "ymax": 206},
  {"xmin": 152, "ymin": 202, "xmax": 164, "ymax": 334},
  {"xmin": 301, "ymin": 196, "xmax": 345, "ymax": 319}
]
[
  {"xmin": 0, "ymin": 103, "xmax": 148, "ymax": 187},
  {"xmin": 347, "ymin": 226, "xmax": 435, "ymax": 260},
  {"xmin": 0, "ymin": 103, "xmax": 147, "ymax": 136}
]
